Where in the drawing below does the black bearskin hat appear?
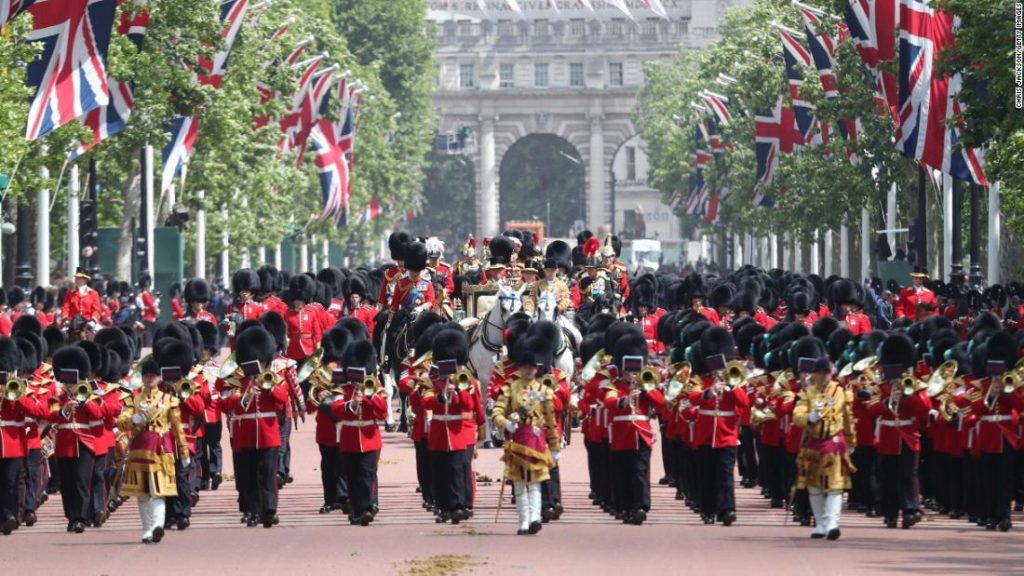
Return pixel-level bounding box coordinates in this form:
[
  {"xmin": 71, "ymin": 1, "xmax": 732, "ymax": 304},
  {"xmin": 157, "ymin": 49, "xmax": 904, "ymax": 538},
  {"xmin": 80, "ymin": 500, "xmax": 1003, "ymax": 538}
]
[
  {"xmin": 341, "ymin": 339, "xmax": 377, "ymax": 374},
  {"xmin": 431, "ymin": 328, "xmax": 469, "ymax": 365},
  {"xmin": 404, "ymin": 242, "xmax": 429, "ymax": 273},
  {"xmin": 289, "ymin": 274, "xmax": 317, "ymax": 304},
  {"xmin": 232, "ymin": 269, "xmax": 262, "ymax": 295},
  {"xmin": 184, "ymin": 278, "xmax": 211, "ymax": 304},
  {"xmin": 235, "ymin": 326, "xmax": 276, "ymax": 369}
]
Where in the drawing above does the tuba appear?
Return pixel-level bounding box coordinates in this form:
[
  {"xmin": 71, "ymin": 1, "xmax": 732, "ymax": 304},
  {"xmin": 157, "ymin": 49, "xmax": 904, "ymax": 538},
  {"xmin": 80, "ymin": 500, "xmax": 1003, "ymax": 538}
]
[
  {"xmin": 926, "ymin": 360, "xmax": 958, "ymax": 397},
  {"xmin": 4, "ymin": 376, "xmax": 26, "ymax": 401},
  {"xmin": 296, "ymin": 347, "xmax": 323, "ymax": 382},
  {"xmin": 306, "ymin": 367, "xmax": 337, "ymax": 409}
]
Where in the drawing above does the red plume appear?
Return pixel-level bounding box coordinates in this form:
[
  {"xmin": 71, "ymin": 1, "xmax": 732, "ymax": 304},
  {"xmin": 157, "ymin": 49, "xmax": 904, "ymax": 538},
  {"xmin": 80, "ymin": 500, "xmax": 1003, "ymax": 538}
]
[
  {"xmin": 483, "ymin": 236, "xmax": 491, "ymax": 247},
  {"xmin": 583, "ymin": 236, "xmax": 600, "ymax": 258},
  {"xmin": 532, "ymin": 232, "xmax": 540, "ymax": 245},
  {"xmin": 467, "ymin": 234, "xmax": 476, "ymax": 248}
]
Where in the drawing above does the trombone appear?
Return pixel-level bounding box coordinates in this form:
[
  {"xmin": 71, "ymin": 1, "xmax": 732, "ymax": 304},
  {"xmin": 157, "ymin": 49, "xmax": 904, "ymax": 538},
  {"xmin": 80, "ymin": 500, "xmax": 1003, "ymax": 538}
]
[{"xmin": 984, "ymin": 372, "xmax": 1019, "ymax": 411}]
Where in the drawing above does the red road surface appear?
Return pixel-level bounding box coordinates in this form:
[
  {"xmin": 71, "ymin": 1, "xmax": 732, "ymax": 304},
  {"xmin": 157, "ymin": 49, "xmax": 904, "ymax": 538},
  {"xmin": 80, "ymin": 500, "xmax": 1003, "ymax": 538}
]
[{"xmin": 5, "ymin": 400, "xmax": 1021, "ymax": 576}]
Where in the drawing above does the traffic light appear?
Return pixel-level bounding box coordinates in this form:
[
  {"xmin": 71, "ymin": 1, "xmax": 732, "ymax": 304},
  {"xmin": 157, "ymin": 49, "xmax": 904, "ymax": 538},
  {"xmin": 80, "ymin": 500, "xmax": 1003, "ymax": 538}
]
[{"xmin": 79, "ymin": 199, "xmax": 98, "ymax": 262}]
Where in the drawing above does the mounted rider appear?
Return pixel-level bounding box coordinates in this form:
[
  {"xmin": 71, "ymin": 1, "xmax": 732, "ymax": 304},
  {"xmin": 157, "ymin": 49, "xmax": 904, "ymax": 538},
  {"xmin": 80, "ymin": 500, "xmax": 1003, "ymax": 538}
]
[{"xmin": 524, "ymin": 240, "xmax": 573, "ymax": 315}]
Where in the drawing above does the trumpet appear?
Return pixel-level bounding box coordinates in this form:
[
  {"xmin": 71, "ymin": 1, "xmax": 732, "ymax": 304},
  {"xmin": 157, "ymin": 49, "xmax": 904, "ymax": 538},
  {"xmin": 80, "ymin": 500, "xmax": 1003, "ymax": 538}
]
[
  {"xmin": 901, "ymin": 375, "xmax": 918, "ymax": 397},
  {"xmin": 71, "ymin": 382, "xmax": 93, "ymax": 403},
  {"xmin": 452, "ymin": 368, "xmax": 475, "ymax": 392},
  {"xmin": 174, "ymin": 379, "xmax": 196, "ymax": 400},
  {"xmin": 724, "ymin": 360, "xmax": 747, "ymax": 389},
  {"xmin": 1002, "ymin": 371, "xmax": 1020, "ymax": 394},
  {"xmin": 636, "ymin": 367, "xmax": 661, "ymax": 393},
  {"xmin": 540, "ymin": 373, "xmax": 559, "ymax": 391},
  {"xmin": 4, "ymin": 377, "xmax": 26, "ymax": 401},
  {"xmin": 258, "ymin": 370, "xmax": 278, "ymax": 391},
  {"xmin": 359, "ymin": 375, "xmax": 382, "ymax": 398}
]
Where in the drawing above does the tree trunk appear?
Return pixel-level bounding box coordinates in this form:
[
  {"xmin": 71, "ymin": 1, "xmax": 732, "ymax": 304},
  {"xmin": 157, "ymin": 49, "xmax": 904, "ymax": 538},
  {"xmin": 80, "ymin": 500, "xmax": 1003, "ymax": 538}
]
[{"xmin": 116, "ymin": 168, "xmax": 140, "ymax": 281}]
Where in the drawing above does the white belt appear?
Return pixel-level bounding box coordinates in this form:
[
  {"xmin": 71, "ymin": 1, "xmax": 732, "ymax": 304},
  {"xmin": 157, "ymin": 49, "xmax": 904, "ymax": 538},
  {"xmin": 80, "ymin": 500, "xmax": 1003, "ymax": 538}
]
[
  {"xmin": 431, "ymin": 414, "xmax": 464, "ymax": 422},
  {"xmin": 339, "ymin": 420, "xmax": 380, "ymax": 428},
  {"xmin": 613, "ymin": 415, "xmax": 650, "ymax": 422},
  {"xmin": 698, "ymin": 410, "xmax": 736, "ymax": 417},
  {"xmin": 234, "ymin": 412, "xmax": 278, "ymax": 421},
  {"xmin": 57, "ymin": 420, "xmax": 103, "ymax": 430},
  {"xmin": 981, "ymin": 415, "xmax": 1014, "ymax": 423},
  {"xmin": 879, "ymin": 418, "xmax": 914, "ymax": 427},
  {"xmin": 0, "ymin": 420, "xmax": 25, "ymax": 427}
]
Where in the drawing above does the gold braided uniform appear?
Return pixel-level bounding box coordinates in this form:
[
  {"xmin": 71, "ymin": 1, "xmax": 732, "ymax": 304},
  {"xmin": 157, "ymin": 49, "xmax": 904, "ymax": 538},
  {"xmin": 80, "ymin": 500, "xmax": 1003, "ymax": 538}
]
[
  {"xmin": 793, "ymin": 380, "xmax": 856, "ymax": 491},
  {"xmin": 523, "ymin": 277, "xmax": 572, "ymax": 313},
  {"xmin": 492, "ymin": 378, "xmax": 558, "ymax": 483},
  {"xmin": 116, "ymin": 388, "xmax": 189, "ymax": 498}
]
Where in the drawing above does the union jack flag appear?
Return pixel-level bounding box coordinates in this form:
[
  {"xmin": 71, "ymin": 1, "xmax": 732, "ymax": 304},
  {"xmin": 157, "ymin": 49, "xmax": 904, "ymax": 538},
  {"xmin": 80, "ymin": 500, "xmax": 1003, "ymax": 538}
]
[
  {"xmin": 288, "ymin": 67, "xmax": 337, "ymax": 168},
  {"xmin": 355, "ymin": 197, "xmax": 380, "ymax": 225},
  {"xmin": 642, "ymin": 0, "xmax": 668, "ymax": 20},
  {"xmin": 844, "ymin": 0, "xmax": 900, "ymax": 123},
  {"xmin": 700, "ymin": 90, "xmax": 731, "ymax": 125},
  {"xmin": 796, "ymin": 2, "xmax": 846, "ymax": 98},
  {"xmin": 704, "ymin": 185, "xmax": 728, "ymax": 225},
  {"xmin": 752, "ymin": 97, "xmax": 803, "ymax": 207},
  {"xmin": 23, "ymin": 0, "xmax": 118, "ymax": 141},
  {"xmin": 895, "ymin": 0, "xmax": 987, "ymax": 186},
  {"xmin": 778, "ymin": 26, "xmax": 817, "ymax": 143},
  {"xmin": 310, "ymin": 118, "xmax": 350, "ymax": 227},
  {"xmin": 1, "ymin": 0, "xmax": 33, "ymax": 26},
  {"xmin": 161, "ymin": 0, "xmax": 250, "ymax": 195},
  {"xmin": 253, "ymin": 35, "xmax": 311, "ymax": 130},
  {"xmin": 68, "ymin": 0, "xmax": 148, "ymax": 162},
  {"xmin": 277, "ymin": 54, "xmax": 326, "ymax": 153}
]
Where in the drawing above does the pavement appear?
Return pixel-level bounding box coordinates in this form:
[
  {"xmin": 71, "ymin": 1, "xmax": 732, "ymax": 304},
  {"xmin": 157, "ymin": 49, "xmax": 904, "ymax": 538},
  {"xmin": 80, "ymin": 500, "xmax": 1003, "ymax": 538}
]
[{"xmin": 7, "ymin": 401, "xmax": 1023, "ymax": 576}]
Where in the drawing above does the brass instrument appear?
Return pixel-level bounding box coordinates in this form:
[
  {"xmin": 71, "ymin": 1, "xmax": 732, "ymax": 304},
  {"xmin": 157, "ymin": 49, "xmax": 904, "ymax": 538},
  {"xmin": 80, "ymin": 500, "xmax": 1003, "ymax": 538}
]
[
  {"xmin": 4, "ymin": 376, "xmax": 26, "ymax": 401},
  {"xmin": 174, "ymin": 379, "xmax": 195, "ymax": 400},
  {"xmin": 306, "ymin": 367, "xmax": 338, "ymax": 409},
  {"xmin": 886, "ymin": 381, "xmax": 903, "ymax": 414},
  {"xmin": 901, "ymin": 375, "xmax": 918, "ymax": 397},
  {"xmin": 1002, "ymin": 371, "xmax": 1020, "ymax": 394},
  {"xmin": 71, "ymin": 382, "xmax": 93, "ymax": 403},
  {"xmin": 296, "ymin": 347, "xmax": 323, "ymax": 382},
  {"xmin": 219, "ymin": 376, "xmax": 242, "ymax": 400},
  {"xmin": 360, "ymin": 375, "xmax": 382, "ymax": 398},
  {"xmin": 637, "ymin": 367, "xmax": 661, "ymax": 393},
  {"xmin": 217, "ymin": 353, "xmax": 239, "ymax": 379},
  {"xmin": 579, "ymin": 349, "xmax": 605, "ymax": 382},
  {"xmin": 540, "ymin": 373, "xmax": 559, "ymax": 392},
  {"xmin": 926, "ymin": 360, "xmax": 958, "ymax": 397},
  {"xmin": 452, "ymin": 368, "xmax": 476, "ymax": 392},
  {"xmin": 838, "ymin": 362, "xmax": 855, "ymax": 380},
  {"xmin": 258, "ymin": 370, "xmax": 278, "ymax": 391},
  {"xmin": 724, "ymin": 360, "xmax": 747, "ymax": 389},
  {"xmin": 853, "ymin": 356, "xmax": 880, "ymax": 386}
]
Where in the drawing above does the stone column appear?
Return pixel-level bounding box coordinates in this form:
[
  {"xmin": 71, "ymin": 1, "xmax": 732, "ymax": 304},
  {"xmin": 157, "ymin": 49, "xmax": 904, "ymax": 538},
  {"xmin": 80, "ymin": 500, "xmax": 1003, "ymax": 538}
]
[
  {"xmin": 824, "ymin": 230, "xmax": 833, "ymax": 276},
  {"xmin": 840, "ymin": 222, "xmax": 850, "ymax": 277},
  {"xmin": 861, "ymin": 208, "xmax": 870, "ymax": 281},
  {"xmin": 479, "ymin": 115, "xmax": 498, "ymax": 238},
  {"xmin": 194, "ymin": 189, "xmax": 206, "ymax": 279},
  {"xmin": 588, "ymin": 113, "xmax": 606, "ymax": 230},
  {"xmin": 220, "ymin": 205, "xmax": 229, "ymax": 284},
  {"xmin": 942, "ymin": 174, "xmax": 952, "ymax": 277},
  {"xmin": 36, "ymin": 156, "xmax": 50, "ymax": 286},
  {"xmin": 67, "ymin": 164, "xmax": 80, "ymax": 278},
  {"xmin": 769, "ymin": 233, "xmax": 778, "ymax": 269},
  {"xmin": 809, "ymin": 229, "xmax": 819, "ymax": 275}
]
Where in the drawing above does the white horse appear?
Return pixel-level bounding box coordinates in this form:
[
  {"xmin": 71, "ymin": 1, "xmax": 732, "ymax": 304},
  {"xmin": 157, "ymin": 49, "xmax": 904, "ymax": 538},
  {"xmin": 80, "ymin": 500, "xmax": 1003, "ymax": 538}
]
[
  {"xmin": 532, "ymin": 288, "xmax": 581, "ymax": 382},
  {"xmin": 462, "ymin": 283, "xmax": 525, "ymax": 447}
]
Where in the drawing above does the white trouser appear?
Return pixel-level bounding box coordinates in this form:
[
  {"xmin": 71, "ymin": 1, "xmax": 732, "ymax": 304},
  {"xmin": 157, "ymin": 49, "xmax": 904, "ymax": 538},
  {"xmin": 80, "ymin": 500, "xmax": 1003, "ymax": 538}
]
[
  {"xmin": 382, "ymin": 372, "xmax": 396, "ymax": 425},
  {"xmin": 527, "ymin": 483, "xmax": 541, "ymax": 525},
  {"xmin": 514, "ymin": 482, "xmax": 529, "ymax": 532},
  {"xmin": 808, "ymin": 487, "xmax": 843, "ymax": 533},
  {"xmin": 138, "ymin": 495, "xmax": 166, "ymax": 539}
]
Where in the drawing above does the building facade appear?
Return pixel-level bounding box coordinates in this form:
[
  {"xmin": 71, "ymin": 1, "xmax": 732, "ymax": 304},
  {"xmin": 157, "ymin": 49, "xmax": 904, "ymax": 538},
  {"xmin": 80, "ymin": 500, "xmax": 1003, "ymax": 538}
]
[{"xmin": 428, "ymin": 0, "xmax": 752, "ymax": 244}]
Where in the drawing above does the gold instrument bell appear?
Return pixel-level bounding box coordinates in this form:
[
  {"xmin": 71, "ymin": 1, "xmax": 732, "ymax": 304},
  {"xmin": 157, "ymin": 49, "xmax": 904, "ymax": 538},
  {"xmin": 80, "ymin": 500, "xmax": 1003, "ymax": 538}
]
[
  {"xmin": 725, "ymin": 360, "xmax": 747, "ymax": 389},
  {"xmin": 452, "ymin": 368, "xmax": 475, "ymax": 392},
  {"xmin": 926, "ymin": 360, "xmax": 958, "ymax": 397},
  {"xmin": 1002, "ymin": 371, "xmax": 1021, "ymax": 394},
  {"xmin": 175, "ymin": 379, "xmax": 196, "ymax": 400},
  {"xmin": 258, "ymin": 370, "xmax": 278, "ymax": 391},
  {"xmin": 361, "ymin": 375, "xmax": 382, "ymax": 397},
  {"xmin": 72, "ymin": 382, "xmax": 92, "ymax": 403},
  {"xmin": 638, "ymin": 367, "xmax": 661, "ymax": 393},
  {"xmin": 540, "ymin": 373, "xmax": 558, "ymax": 391},
  {"xmin": 4, "ymin": 376, "xmax": 26, "ymax": 401}
]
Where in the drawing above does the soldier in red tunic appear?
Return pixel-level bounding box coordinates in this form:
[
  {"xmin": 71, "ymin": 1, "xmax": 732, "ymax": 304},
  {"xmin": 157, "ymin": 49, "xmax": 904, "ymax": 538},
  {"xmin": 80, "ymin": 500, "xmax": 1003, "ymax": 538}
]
[
  {"xmin": 285, "ymin": 275, "xmax": 325, "ymax": 363},
  {"xmin": 343, "ymin": 276, "xmax": 377, "ymax": 341},
  {"xmin": 229, "ymin": 269, "xmax": 267, "ymax": 325},
  {"xmin": 0, "ymin": 339, "xmax": 47, "ymax": 535},
  {"xmin": 220, "ymin": 327, "xmax": 289, "ymax": 528},
  {"xmin": 324, "ymin": 341, "xmax": 388, "ymax": 526},
  {"xmin": 864, "ymin": 333, "xmax": 932, "ymax": 529},
  {"xmin": 378, "ymin": 232, "xmax": 412, "ymax": 307},
  {"xmin": 184, "ymin": 278, "xmax": 217, "ymax": 324},
  {"xmin": 689, "ymin": 327, "xmax": 749, "ymax": 526},
  {"xmin": 896, "ymin": 268, "xmax": 938, "ymax": 320},
  {"xmin": 61, "ymin": 268, "xmax": 103, "ymax": 325}
]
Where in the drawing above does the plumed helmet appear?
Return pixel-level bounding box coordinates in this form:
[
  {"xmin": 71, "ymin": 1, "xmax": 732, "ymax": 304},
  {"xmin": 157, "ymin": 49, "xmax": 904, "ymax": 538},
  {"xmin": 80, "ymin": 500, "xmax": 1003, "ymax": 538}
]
[
  {"xmin": 425, "ymin": 237, "xmax": 445, "ymax": 259},
  {"xmin": 232, "ymin": 269, "xmax": 262, "ymax": 295},
  {"xmin": 259, "ymin": 311, "xmax": 287, "ymax": 354},
  {"xmin": 461, "ymin": 234, "xmax": 477, "ymax": 257},
  {"xmin": 184, "ymin": 278, "xmax": 211, "ymax": 304},
  {"xmin": 341, "ymin": 339, "xmax": 377, "ymax": 374},
  {"xmin": 431, "ymin": 328, "xmax": 469, "ymax": 365},
  {"xmin": 289, "ymin": 274, "xmax": 317, "ymax": 304},
  {"xmin": 235, "ymin": 326, "xmax": 276, "ymax": 368},
  {"xmin": 388, "ymin": 231, "xmax": 412, "ymax": 261},
  {"xmin": 404, "ymin": 242, "xmax": 429, "ymax": 273}
]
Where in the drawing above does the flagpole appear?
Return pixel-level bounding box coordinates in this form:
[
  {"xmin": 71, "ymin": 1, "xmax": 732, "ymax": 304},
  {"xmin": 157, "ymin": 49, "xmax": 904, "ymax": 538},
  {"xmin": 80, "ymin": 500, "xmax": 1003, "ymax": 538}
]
[
  {"xmin": 195, "ymin": 189, "xmax": 206, "ymax": 279},
  {"xmin": 220, "ymin": 204, "xmax": 229, "ymax": 284},
  {"xmin": 67, "ymin": 164, "xmax": 80, "ymax": 278},
  {"xmin": 987, "ymin": 183, "xmax": 1000, "ymax": 285},
  {"xmin": 942, "ymin": 174, "xmax": 953, "ymax": 280},
  {"xmin": 36, "ymin": 145, "xmax": 50, "ymax": 286},
  {"xmin": 142, "ymin": 144, "xmax": 155, "ymax": 277}
]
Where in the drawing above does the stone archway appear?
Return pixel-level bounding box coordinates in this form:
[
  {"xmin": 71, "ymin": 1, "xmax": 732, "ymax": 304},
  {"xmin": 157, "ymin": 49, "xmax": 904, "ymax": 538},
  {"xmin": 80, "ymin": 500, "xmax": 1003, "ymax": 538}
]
[{"xmin": 498, "ymin": 134, "xmax": 585, "ymax": 238}]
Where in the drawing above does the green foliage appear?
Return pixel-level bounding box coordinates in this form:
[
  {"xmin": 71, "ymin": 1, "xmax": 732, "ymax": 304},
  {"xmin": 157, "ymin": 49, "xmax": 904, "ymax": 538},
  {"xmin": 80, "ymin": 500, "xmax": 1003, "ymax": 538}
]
[
  {"xmin": 637, "ymin": 0, "xmax": 923, "ymax": 243},
  {"xmin": 406, "ymin": 147, "xmax": 474, "ymax": 247},
  {"xmin": 0, "ymin": 0, "xmax": 437, "ymax": 278},
  {"xmin": 499, "ymin": 135, "xmax": 585, "ymax": 238}
]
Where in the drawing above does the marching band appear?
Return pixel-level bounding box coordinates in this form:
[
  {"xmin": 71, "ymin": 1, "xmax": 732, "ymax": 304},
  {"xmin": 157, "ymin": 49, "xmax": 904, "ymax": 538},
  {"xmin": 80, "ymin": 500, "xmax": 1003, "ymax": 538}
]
[{"xmin": 1, "ymin": 232, "xmax": 1024, "ymax": 544}]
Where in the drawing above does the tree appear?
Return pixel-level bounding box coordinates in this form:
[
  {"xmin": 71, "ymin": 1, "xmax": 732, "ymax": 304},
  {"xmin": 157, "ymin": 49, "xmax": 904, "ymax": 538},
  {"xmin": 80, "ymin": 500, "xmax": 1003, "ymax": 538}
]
[{"xmin": 408, "ymin": 147, "xmax": 475, "ymax": 248}]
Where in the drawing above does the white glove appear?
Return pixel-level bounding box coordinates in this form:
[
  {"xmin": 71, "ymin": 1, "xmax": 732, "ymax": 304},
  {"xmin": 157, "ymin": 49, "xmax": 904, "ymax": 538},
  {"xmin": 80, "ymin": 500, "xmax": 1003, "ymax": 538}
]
[
  {"xmin": 505, "ymin": 421, "xmax": 517, "ymax": 434},
  {"xmin": 552, "ymin": 451, "xmax": 561, "ymax": 462},
  {"xmin": 131, "ymin": 413, "xmax": 144, "ymax": 426},
  {"xmin": 532, "ymin": 426, "xmax": 542, "ymax": 437},
  {"xmin": 182, "ymin": 458, "xmax": 192, "ymax": 468},
  {"xmin": 808, "ymin": 411, "xmax": 821, "ymax": 424}
]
